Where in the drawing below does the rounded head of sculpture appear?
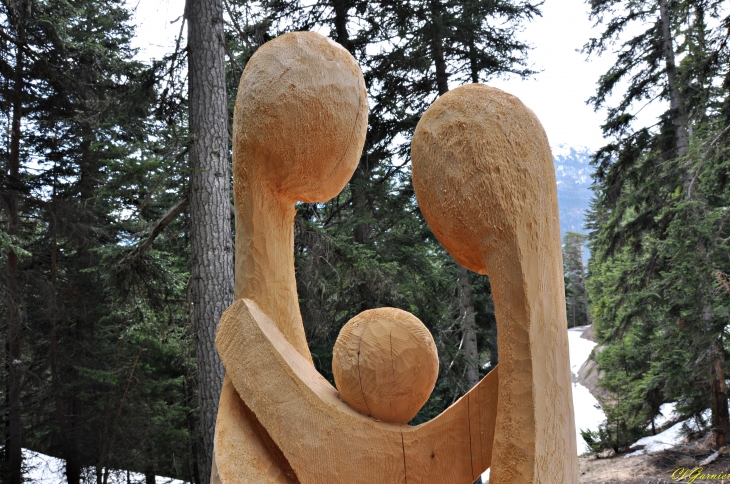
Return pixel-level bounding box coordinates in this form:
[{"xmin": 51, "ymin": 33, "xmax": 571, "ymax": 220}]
[
  {"xmin": 332, "ymin": 308, "xmax": 438, "ymax": 425},
  {"xmin": 411, "ymin": 84, "xmax": 553, "ymax": 274},
  {"xmin": 233, "ymin": 31, "xmax": 368, "ymax": 203}
]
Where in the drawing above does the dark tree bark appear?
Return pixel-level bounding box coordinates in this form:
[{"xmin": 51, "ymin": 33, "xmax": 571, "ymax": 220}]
[
  {"xmin": 332, "ymin": 0, "xmax": 352, "ymax": 52},
  {"xmin": 711, "ymin": 347, "xmax": 728, "ymax": 447},
  {"xmin": 330, "ymin": 0, "xmax": 372, "ymax": 248},
  {"xmin": 145, "ymin": 460, "xmax": 156, "ymax": 484},
  {"xmin": 580, "ymin": 242, "xmax": 589, "ymax": 325},
  {"xmin": 659, "ymin": 0, "xmax": 689, "ymax": 160},
  {"xmin": 459, "ymin": 266, "xmax": 479, "ymax": 390},
  {"xmin": 4, "ymin": 16, "xmax": 24, "ymax": 484},
  {"xmin": 429, "ymin": 0, "xmax": 449, "ymax": 97},
  {"xmin": 708, "ymin": 306, "xmax": 728, "ymax": 448},
  {"xmin": 185, "ymin": 376, "xmax": 203, "ymax": 484},
  {"xmin": 187, "ymin": 0, "xmax": 235, "ymax": 480}
]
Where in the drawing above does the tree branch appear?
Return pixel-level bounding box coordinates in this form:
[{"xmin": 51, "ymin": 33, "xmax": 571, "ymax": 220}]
[{"xmin": 117, "ymin": 197, "xmax": 189, "ymax": 270}]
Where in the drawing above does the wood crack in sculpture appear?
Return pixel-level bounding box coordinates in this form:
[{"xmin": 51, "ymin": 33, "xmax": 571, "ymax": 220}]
[{"xmin": 212, "ymin": 30, "xmax": 579, "ymax": 484}]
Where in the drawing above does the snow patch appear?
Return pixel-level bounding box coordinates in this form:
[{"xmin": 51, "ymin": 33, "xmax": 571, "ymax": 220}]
[
  {"xmin": 23, "ymin": 448, "xmax": 186, "ymax": 484},
  {"xmin": 624, "ymin": 421, "xmax": 687, "ymax": 457},
  {"xmin": 626, "ymin": 409, "xmax": 710, "ymax": 458},
  {"xmin": 567, "ymin": 325, "xmax": 605, "ymax": 454},
  {"xmin": 24, "ymin": 449, "xmax": 65, "ymax": 484},
  {"xmin": 568, "ymin": 325, "xmax": 597, "ymax": 373},
  {"xmin": 653, "ymin": 402, "xmax": 679, "ymax": 428}
]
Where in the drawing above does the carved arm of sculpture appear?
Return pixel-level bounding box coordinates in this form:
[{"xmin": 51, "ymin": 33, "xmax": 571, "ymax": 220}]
[{"xmin": 212, "ymin": 30, "xmax": 579, "ymax": 484}]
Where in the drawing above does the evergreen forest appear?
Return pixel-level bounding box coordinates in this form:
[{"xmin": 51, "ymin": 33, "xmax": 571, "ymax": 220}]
[{"xmin": 0, "ymin": 0, "xmax": 729, "ymax": 482}]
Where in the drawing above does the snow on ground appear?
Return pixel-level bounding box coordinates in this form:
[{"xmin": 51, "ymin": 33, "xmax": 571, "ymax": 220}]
[
  {"xmin": 625, "ymin": 409, "xmax": 710, "ymax": 458},
  {"xmin": 23, "ymin": 448, "xmax": 186, "ymax": 484},
  {"xmin": 568, "ymin": 325, "xmax": 597, "ymax": 374},
  {"xmin": 653, "ymin": 402, "xmax": 679, "ymax": 428},
  {"xmin": 568, "ymin": 325, "xmax": 606, "ymax": 454},
  {"xmin": 624, "ymin": 421, "xmax": 687, "ymax": 458},
  {"xmin": 24, "ymin": 449, "xmax": 65, "ymax": 484}
]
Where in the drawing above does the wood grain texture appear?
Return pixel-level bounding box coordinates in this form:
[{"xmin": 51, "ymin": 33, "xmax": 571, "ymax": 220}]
[
  {"xmin": 332, "ymin": 308, "xmax": 438, "ymax": 424},
  {"xmin": 232, "ymin": 30, "xmax": 367, "ymax": 355},
  {"xmin": 213, "ymin": 30, "xmax": 368, "ymax": 483},
  {"xmin": 411, "ymin": 83, "xmax": 579, "ymax": 483},
  {"xmin": 217, "ymin": 298, "xmax": 498, "ymax": 484},
  {"xmin": 214, "ymin": 32, "xmax": 513, "ymax": 484}
]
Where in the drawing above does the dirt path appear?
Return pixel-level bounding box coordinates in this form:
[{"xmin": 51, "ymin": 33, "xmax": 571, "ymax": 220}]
[{"xmin": 579, "ymin": 439, "xmax": 730, "ymax": 483}]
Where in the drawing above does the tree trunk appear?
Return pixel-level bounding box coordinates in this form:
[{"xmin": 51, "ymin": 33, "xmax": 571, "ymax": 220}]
[
  {"xmin": 659, "ymin": 0, "xmax": 689, "ymax": 160},
  {"xmin": 429, "ymin": 0, "xmax": 449, "ymax": 96},
  {"xmin": 487, "ymin": 315, "xmax": 498, "ymax": 369},
  {"xmin": 4, "ymin": 25, "xmax": 24, "ymax": 484},
  {"xmin": 185, "ymin": 377, "xmax": 202, "ymax": 484},
  {"xmin": 187, "ymin": 0, "xmax": 234, "ymax": 481},
  {"xmin": 711, "ymin": 353, "xmax": 728, "ymax": 448},
  {"xmin": 459, "ymin": 266, "xmax": 479, "ymax": 390},
  {"xmin": 145, "ymin": 461, "xmax": 156, "ymax": 484},
  {"xmin": 709, "ymin": 300, "xmax": 728, "ymax": 448},
  {"xmin": 579, "ymin": 240, "xmax": 589, "ymax": 325},
  {"xmin": 469, "ymin": 38, "xmax": 479, "ymax": 84},
  {"xmin": 572, "ymin": 295, "xmax": 576, "ymax": 328},
  {"xmin": 331, "ymin": 0, "xmax": 372, "ymax": 248},
  {"xmin": 332, "ymin": 0, "xmax": 352, "ymax": 53},
  {"xmin": 50, "ymin": 306, "xmax": 79, "ymax": 484}
]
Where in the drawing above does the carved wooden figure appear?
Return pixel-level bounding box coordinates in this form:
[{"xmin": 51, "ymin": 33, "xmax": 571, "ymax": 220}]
[
  {"xmin": 212, "ymin": 30, "xmax": 578, "ymax": 484},
  {"xmin": 411, "ymin": 84, "xmax": 579, "ymax": 482}
]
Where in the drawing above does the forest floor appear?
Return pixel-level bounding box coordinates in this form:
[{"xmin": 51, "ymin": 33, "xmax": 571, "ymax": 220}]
[{"xmin": 578, "ymin": 436, "xmax": 730, "ymax": 483}]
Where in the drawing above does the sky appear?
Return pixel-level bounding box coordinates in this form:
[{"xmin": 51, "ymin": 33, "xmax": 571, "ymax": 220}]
[{"xmin": 124, "ymin": 0, "xmax": 665, "ymax": 152}]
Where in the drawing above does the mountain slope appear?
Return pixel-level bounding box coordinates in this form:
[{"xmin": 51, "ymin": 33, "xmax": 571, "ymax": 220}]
[{"xmin": 554, "ymin": 145, "xmax": 594, "ymax": 239}]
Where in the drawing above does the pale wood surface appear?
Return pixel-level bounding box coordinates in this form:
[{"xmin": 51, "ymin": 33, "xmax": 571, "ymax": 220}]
[
  {"xmin": 412, "ymin": 83, "xmax": 580, "ymax": 483},
  {"xmin": 332, "ymin": 308, "xmax": 439, "ymax": 424},
  {"xmin": 213, "ymin": 30, "xmax": 368, "ymax": 483},
  {"xmin": 217, "ymin": 298, "xmax": 497, "ymax": 484},
  {"xmin": 214, "ymin": 30, "xmax": 576, "ymax": 484}
]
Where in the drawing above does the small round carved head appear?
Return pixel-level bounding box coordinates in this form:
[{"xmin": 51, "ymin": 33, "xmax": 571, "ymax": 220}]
[{"xmin": 332, "ymin": 308, "xmax": 439, "ymax": 425}]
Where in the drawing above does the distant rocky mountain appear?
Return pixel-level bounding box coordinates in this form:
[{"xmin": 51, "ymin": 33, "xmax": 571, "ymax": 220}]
[{"xmin": 553, "ymin": 145, "xmax": 594, "ymax": 240}]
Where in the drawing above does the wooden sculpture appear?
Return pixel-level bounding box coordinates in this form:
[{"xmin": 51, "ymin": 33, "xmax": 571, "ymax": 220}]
[
  {"xmin": 411, "ymin": 84, "xmax": 579, "ymax": 482},
  {"xmin": 212, "ymin": 30, "xmax": 578, "ymax": 484},
  {"xmin": 332, "ymin": 308, "xmax": 439, "ymax": 425}
]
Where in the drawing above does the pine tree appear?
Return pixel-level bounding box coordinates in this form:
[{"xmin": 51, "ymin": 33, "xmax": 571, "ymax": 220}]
[
  {"xmin": 0, "ymin": 1, "xmax": 28, "ymax": 481},
  {"xmin": 585, "ymin": 0, "xmax": 730, "ymax": 448},
  {"xmin": 1, "ymin": 0, "xmax": 202, "ymax": 480},
  {"xmin": 563, "ymin": 232, "xmax": 589, "ymax": 328}
]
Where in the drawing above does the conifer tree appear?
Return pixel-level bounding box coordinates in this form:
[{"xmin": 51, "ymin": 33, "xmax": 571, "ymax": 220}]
[
  {"xmin": 1, "ymin": 0, "xmax": 202, "ymax": 481},
  {"xmin": 585, "ymin": 0, "xmax": 730, "ymax": 448},
  {"xmin": 563, "ymin": 232, "xmax": 589, "ymax": 328},
  {"xmin": 1, "ymin": 1, "xmax": 28, "ymax": 481}
]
